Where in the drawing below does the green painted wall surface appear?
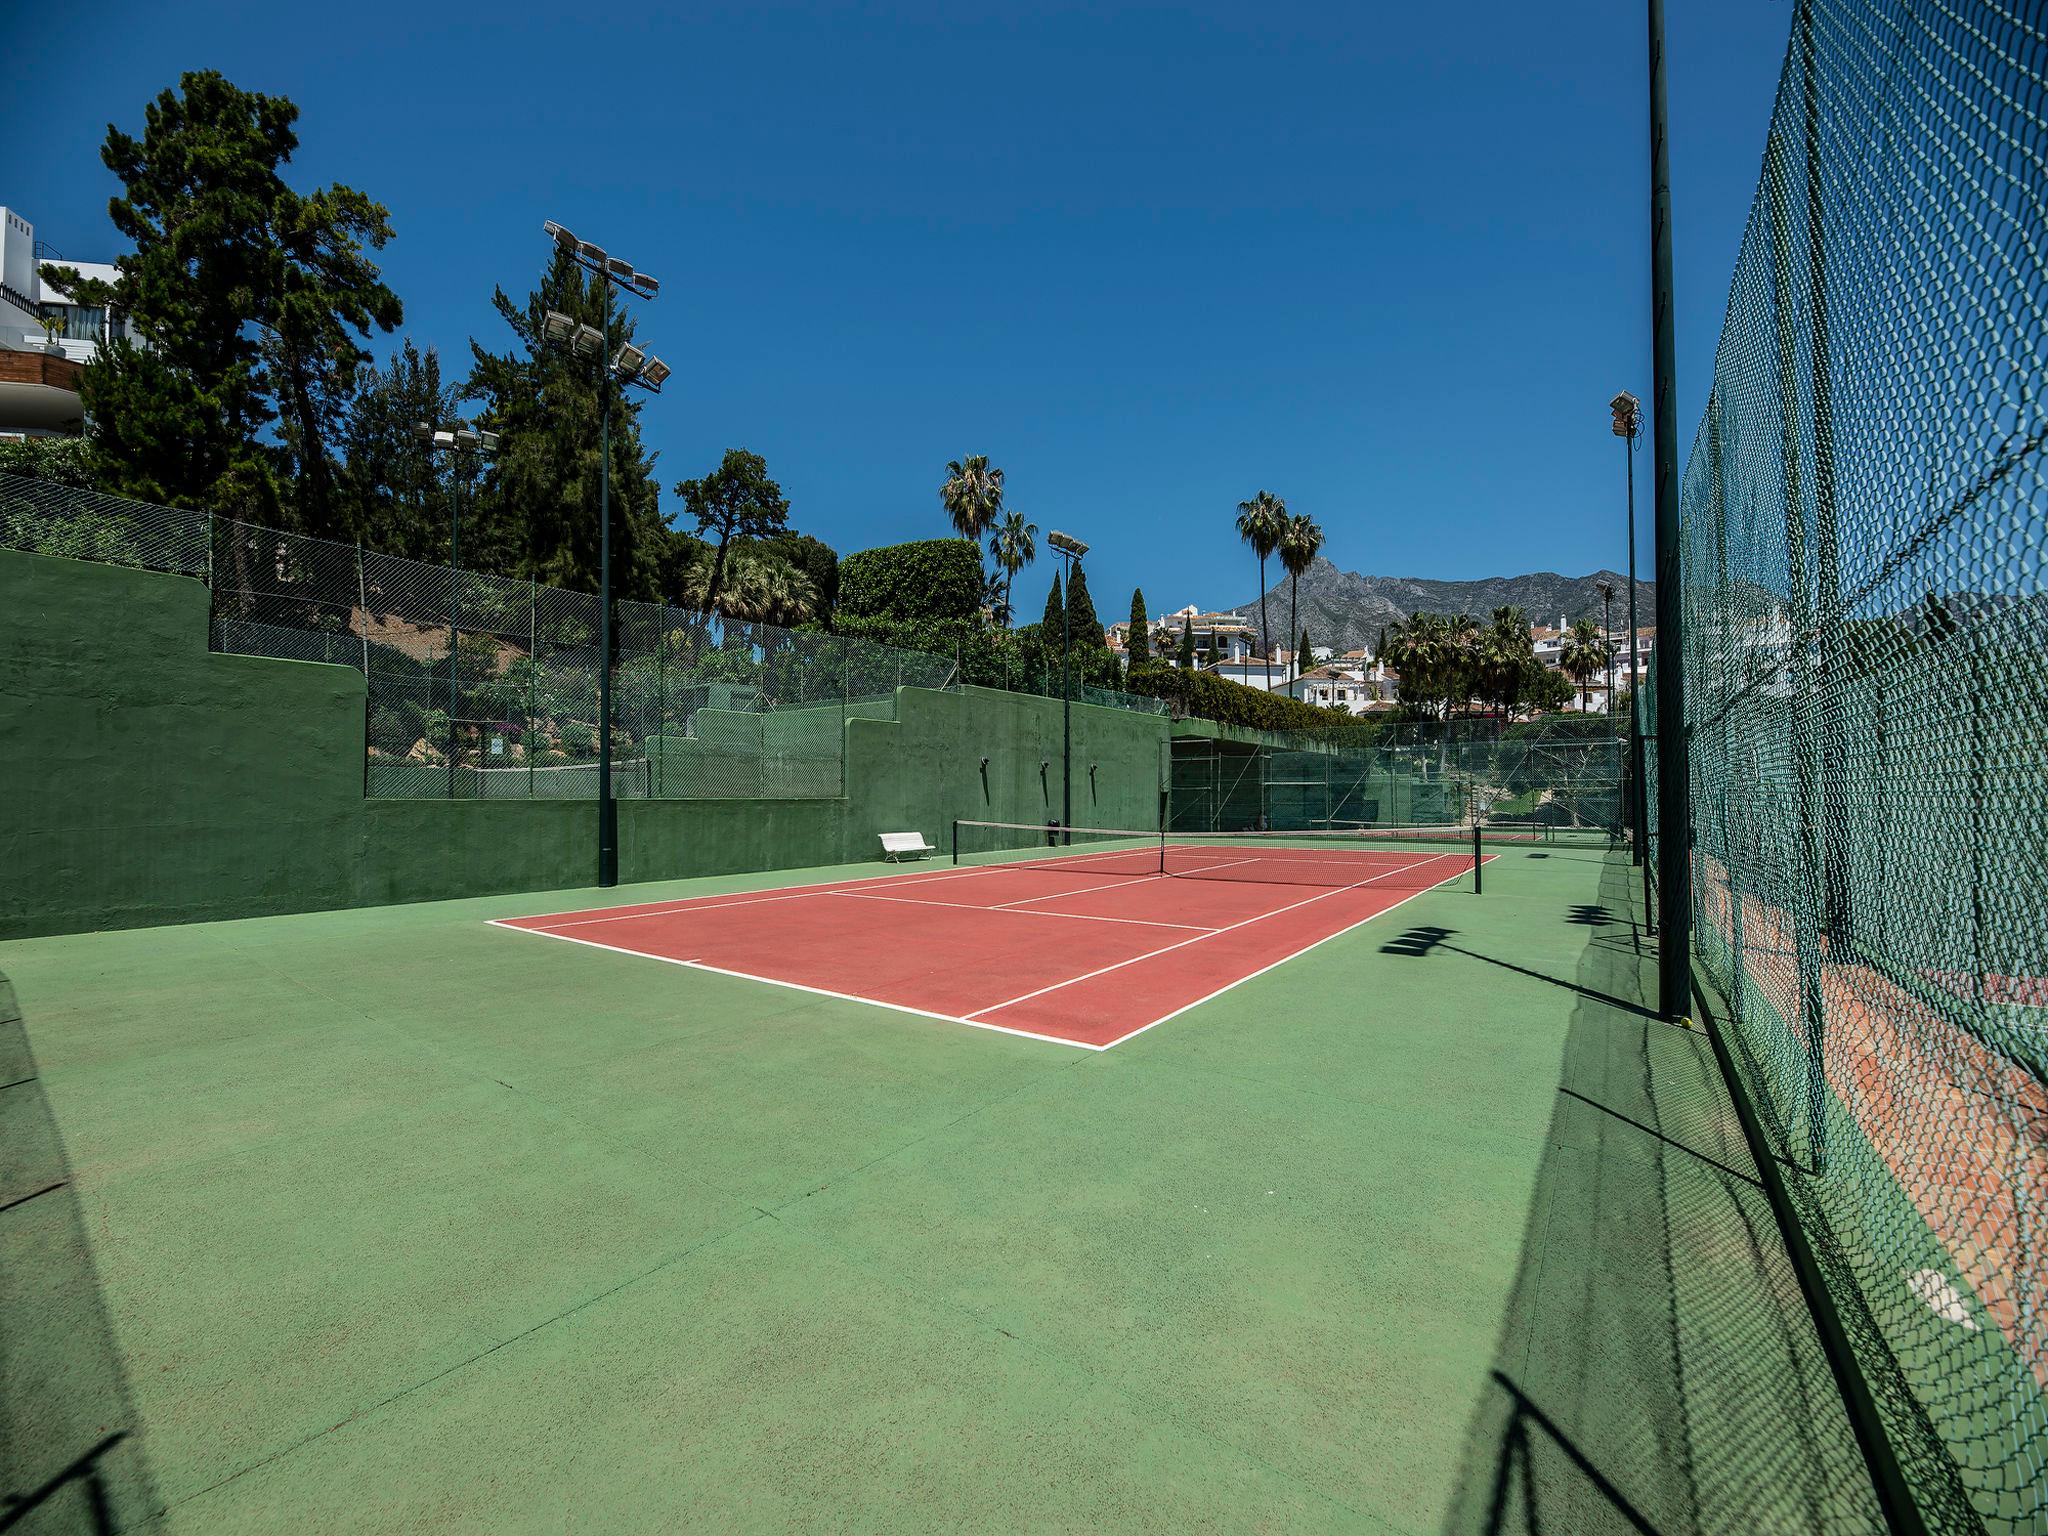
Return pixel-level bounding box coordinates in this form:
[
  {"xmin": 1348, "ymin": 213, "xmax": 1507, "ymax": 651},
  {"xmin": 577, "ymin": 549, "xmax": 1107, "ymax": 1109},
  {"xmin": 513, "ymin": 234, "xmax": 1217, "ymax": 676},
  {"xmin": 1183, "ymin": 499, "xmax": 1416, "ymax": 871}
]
[{"xmin": 2, "ymin": 550, "xmax": 1170, "ymax": 937}]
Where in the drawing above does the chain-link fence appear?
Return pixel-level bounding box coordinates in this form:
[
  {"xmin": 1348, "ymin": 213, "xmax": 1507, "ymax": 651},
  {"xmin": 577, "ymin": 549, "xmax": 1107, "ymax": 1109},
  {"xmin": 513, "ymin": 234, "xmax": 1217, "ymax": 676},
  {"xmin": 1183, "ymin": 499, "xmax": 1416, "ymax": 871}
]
[
  {"xmin": 1649, "ymin": 3, "xmax": 2047, "ymax": 1530},
  {"xmin": 1168, "ymin": 718, "xmax": 1624, "ymax": 835},
  {"xmin": 0, "ymin": 472, "xmax": 991, "ymax": 800}
]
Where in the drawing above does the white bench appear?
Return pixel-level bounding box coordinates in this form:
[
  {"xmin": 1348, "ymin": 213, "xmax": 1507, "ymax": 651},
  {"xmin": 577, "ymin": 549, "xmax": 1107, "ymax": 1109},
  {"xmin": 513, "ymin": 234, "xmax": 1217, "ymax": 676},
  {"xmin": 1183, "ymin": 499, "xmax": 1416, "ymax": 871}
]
[{"xmin": 879, "ymin": 831, "xmax": 937, "ymax": 862}]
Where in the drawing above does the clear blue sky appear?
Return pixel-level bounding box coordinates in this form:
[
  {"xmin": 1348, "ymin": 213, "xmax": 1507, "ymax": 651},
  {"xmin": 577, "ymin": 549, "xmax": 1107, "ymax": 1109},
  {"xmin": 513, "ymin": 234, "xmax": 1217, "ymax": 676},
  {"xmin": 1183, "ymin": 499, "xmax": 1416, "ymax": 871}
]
[{"xmin": 8, "ymin": 0, "xmax": 1793, "ymax": 618}]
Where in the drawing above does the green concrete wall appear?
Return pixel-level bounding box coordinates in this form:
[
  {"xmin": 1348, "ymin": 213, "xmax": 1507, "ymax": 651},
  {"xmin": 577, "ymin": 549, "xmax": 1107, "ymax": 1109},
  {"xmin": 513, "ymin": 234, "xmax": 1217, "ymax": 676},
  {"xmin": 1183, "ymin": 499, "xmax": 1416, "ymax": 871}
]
[{"xmin": 2, "ymin": 549, "xmax": 1169, "ymax": 937}]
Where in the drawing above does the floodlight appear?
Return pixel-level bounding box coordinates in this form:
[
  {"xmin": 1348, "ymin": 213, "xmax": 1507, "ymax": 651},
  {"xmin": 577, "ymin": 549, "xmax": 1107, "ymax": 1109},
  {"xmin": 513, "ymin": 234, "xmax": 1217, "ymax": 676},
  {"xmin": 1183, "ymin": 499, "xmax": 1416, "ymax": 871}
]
[
  {"xmin": 613, "ymin": 342, "xmax": 646, "ymax": 376},
  {"xmin": 412, "ymin": 421, "xmax": 434, "ymax": 443},
  {"xmin": 606, "ymin": 256, "xmax": 634, "ymax": 280},
  {"xmin": 574, "ymin": 322, "xmax": 605, "ymax": 356},
  {"xmin": 543, "ymin": 220, "xmax": 575, "ymax": 247},
  {"xmin": 577, "ymin": 240, "xmax": 606, "ymax": 266},
  {"xmin": 639, "ymin": 356, "xmax": 671, "ymax": 389},
  {"xmin": 542, "ymin": 309, "xmax": 575, "ymax": 343},
  {"xmin": 433, "ymin": 429, "xmax": 457, "ymax": 450},
  {"xmin": 478, "ymin": 430, "xmax": 500, "ymax": 452},
  {"xmin": 1610, "ymin": 391, "xmax": 1641, "ymax": 437},
  {"xmin": 453, "ymin": 429, "xmax": 481, "ymax": 450},
  {"xmin": 1047, "ymin": 530, "xmax": 1089, "ymax": 559},
  {"xmin": 633, "ymin": 273, "xmax": 660, "ymax": 296}
]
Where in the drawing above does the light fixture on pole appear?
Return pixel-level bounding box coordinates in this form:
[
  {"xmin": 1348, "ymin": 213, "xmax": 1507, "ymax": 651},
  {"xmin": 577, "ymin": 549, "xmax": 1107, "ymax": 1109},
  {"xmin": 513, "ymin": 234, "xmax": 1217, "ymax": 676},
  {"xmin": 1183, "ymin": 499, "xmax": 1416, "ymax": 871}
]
[
  {"xmin": 1046, "ymin": 530, "xmax": 1089, "ymax": 844},
  {"xmin": 1611, "ymin": 390, "xmax": 1651, "ymax": 928},
  {"xmin": 414, "ymin": 420, "xmax": 501, "ymax": 799},
  {"xmin": 537, "ymin": 221, "xmax": 668, "ymax": 888}
]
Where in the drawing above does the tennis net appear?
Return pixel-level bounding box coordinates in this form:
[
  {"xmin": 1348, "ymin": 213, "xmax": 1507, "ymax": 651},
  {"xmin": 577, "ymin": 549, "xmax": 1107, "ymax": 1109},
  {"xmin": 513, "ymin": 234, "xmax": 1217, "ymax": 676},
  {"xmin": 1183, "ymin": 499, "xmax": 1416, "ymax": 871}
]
[{"xmin": 951, "ymin": 820, "xmax": 1484, "ymax": 889}]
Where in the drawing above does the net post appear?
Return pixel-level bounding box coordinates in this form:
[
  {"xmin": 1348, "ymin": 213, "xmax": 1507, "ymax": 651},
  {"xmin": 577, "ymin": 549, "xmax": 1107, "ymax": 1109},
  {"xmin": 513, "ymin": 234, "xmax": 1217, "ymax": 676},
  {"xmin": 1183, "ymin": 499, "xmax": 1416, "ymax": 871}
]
[
  {"xmin": 951, "ymin": 820, "xmax": 959, "ymax": 865},
  {"xmin": 1472, "ymin": 821, "xmax": 1482, "ymax": 894}
]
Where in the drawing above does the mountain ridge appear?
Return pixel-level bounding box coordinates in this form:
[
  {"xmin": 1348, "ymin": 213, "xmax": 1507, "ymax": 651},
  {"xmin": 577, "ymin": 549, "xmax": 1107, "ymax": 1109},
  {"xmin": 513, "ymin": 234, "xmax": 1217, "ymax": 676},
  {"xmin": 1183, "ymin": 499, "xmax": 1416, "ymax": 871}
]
[{"xmin": 1218, "ymin": 557, "xmax": 1655, "ymax": 653}]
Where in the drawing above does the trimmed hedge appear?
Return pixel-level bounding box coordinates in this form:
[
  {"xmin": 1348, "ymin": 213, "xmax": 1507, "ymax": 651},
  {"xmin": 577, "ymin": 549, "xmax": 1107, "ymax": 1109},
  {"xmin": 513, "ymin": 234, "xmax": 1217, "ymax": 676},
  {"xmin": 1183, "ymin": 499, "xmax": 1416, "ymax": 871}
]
[
  {"xmin": 1125, "ymin": 662, "xmax": 1377, "ymax": 744},
  {"xmin": 837, "ymin": 538, "xmax": 983, "ymax": 623}
]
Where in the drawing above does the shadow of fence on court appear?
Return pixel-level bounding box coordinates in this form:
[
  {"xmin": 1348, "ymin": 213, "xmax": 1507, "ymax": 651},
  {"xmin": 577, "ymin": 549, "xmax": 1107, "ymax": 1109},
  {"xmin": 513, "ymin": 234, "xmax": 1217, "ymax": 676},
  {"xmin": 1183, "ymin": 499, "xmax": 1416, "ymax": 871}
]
[
  {"xmin": 1437, "ymin": 857, "xmax": 1883, "ymax": 1535},
  {"xmin": 0, "ymin": 974, "xmax": 158, "ymax": 1534}
]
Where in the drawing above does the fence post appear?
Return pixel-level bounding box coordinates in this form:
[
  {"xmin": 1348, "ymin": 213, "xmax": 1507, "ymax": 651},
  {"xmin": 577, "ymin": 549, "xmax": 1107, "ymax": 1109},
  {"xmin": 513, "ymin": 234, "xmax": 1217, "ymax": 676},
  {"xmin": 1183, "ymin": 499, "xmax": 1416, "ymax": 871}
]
[
  {"xmin": 656, "ymin": 602, "xmax": 667, "ymax": 798},
  {"xmin": 528, "ymin": 578, "xmax": 537, "ymax": 799}
]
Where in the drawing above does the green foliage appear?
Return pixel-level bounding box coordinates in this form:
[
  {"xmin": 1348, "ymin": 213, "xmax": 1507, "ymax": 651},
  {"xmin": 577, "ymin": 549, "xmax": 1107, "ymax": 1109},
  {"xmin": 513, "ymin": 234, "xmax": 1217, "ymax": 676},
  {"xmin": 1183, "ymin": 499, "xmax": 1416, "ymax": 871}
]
[
  {"xmin": 334, "ymin": 338, "xmax": 461, "ymax": 558},
  {"xmin": 0, "ymin": 505, "xmax": 142, "ymax": 564},
  {"xmin": 465, "ymin": 248, "xmax": 668, "ymax": 597},
  {"xmin": 1298, "ymin": 626, "xmax": 1312, "ymax": 670},
  {"xmin": 758, "ymin": 533, "xmax": 839, "ymax": 617},
  {"xmin": 0, "ymin": 436, "xmax": 96, "ymax": 487},
  {"xmin": 1524, "ymin": 664, "xmax": 1576, "ymax": 714},
  {"xmin": 837, "ymin": 538, "xmax": 983, "ymax": 624},
  {"xmin": 1128, "ymin": 587, "xmax": 1150, "ymax": 662},
  {"xmin": 675, "ymin": 449, "xmax": 791, "ymax": 613},
  {"xmin": 1126, "ymin": 662, "xmax": 1376, "ymax": 744},
  {"xmin": 1065, "ymin": 562, "xmax": 1101, "ymax": 641},
  {"xmin": 1041, "ymin": 570, "xmax": 1063, "ymax": 633},
  {"xmin": 57, "ymin": 70, "xmax": 400, "ymax": 527},
  {"xmin": 939, "ymin": 454, "xmax": 1004, "ymax": 541},
  {"xmin": 1177, "ymin": 615, "xmax": 1195, "ymax": 668},
  {"xmin": 988, "ymin": 511, "xmax": 1037, "ymax": 626}
]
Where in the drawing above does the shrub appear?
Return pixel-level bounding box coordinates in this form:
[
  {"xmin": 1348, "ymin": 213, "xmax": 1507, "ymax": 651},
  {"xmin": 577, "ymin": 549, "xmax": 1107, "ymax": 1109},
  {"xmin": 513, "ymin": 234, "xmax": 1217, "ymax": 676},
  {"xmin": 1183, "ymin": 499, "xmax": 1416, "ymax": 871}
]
[
  {"xmin": 837, "ymin": 538, "xmax": 982, "ymax": 624},
  {"xmin": 1125, "ymin": 662, "xmax": 1378, "ymax": 744}
]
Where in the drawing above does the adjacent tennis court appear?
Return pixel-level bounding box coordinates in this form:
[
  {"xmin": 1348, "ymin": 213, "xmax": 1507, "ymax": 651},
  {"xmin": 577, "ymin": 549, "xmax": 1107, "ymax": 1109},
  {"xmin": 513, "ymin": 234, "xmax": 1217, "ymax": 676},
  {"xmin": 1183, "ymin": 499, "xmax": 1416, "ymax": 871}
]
[{"xmin": 494, "ymin": 824, "xmax": 1496, "ymax": 1048}]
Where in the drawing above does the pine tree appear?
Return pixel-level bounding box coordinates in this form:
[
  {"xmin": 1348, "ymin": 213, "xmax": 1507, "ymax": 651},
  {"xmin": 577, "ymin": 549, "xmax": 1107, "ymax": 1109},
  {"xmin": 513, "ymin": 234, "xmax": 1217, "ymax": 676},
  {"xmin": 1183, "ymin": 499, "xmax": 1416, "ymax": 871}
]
[
  {"xmin": 1041, "ymin": 570, "xmax": 1064, "ymax": 633},
  {"xmin": 1128, "ymin": 588, "xmax": 1150, "ymax": 663},
  {"xmin": 48, "ymin": 70, "xmax": 401, "ymax": 526},
  {"xmin": 1065, "ymin": 562, "xmax": 1101, "ymax": 641},
  {"xmin": 464, "ymin": 246, "xmax": 668, "ymax": 596},
  {"xmin": 1177, "ymin": 615, "xmax": 1195, "ymax": 669}
]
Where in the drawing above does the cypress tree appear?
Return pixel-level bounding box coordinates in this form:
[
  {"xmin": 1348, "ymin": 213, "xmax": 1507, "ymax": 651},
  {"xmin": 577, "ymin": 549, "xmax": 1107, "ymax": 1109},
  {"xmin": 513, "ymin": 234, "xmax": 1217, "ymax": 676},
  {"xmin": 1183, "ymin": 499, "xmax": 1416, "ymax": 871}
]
[
  {"xmin": 1298, "ymin": 626, "xmax": 1313, "ymax": 675},
  {"xmin": 1041, "ymin": 570, "xmax": 1064, "ymax": 633},
  {"xmin": 1177, "ymin": 614, "xmax": 1195, "ymax": 669},
  {"xmin": 1065, "ymin": 562, "xmax": 1101, "ymax": 640},
  {"xmin": 1128, "ymin": 588, "xmax": 1150, "ymax": 662}
]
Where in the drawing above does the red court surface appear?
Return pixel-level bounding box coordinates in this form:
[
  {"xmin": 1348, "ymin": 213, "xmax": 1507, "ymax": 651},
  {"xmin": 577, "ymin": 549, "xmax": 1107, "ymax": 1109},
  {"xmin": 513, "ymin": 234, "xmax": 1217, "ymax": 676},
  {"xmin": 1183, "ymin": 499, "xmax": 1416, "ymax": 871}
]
[{"xmin": 492, "ymin": 841, "xmax": 1483, "ymax": 1049}]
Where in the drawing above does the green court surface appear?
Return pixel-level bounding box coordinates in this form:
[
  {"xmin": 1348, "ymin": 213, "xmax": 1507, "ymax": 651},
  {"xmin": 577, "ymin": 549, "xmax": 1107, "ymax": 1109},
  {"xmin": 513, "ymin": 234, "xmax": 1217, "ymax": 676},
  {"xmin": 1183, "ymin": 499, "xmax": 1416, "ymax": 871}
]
[{"xmin": 2, "ymin": 844, "xmax": 1883, "ymax": 1533}]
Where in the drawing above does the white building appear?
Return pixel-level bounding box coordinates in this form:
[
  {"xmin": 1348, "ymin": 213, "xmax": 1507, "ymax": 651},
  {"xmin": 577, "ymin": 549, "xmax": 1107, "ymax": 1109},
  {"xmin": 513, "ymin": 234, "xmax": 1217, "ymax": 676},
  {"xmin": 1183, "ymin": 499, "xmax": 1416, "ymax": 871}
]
[
  {"xmin": 1, "ymin": 206, "xmax": 134, "ymax": 439},
  {"xmin": 1283, "ymin": 664, "xmax": 1390, "ymax": 715}
]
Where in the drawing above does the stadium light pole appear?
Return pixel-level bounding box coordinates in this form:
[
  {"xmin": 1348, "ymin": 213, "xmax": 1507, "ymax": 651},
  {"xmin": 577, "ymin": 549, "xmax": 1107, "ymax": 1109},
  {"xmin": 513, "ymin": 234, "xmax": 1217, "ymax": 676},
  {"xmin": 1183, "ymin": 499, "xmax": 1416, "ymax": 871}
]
[
  {"xmin": 1611, "ymin": 391, "xmax": 1653, "ymax": 930},
  {"xmin": 1047, "ymin": 530, "xmax": 1089, "ymax": 844},
  {"xmin": 539, "ymin": 222, "xmax": 668, "ymax": 888},
  {"xmin": 415, "ymin": 422, "xmax": 500, "ymax": 800}
]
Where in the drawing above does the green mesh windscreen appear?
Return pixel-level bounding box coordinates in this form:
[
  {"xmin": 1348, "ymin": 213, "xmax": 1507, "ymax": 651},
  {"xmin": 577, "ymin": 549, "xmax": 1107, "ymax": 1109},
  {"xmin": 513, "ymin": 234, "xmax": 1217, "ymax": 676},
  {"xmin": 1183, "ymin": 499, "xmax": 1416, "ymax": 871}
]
[
  {"xmin": 1648, "ymin": 4, "xmax": 2046, "ymax": 1530},
  {"xmin": 1168, "ymin": 720, "xmax": 1622, "ymax": 837}
]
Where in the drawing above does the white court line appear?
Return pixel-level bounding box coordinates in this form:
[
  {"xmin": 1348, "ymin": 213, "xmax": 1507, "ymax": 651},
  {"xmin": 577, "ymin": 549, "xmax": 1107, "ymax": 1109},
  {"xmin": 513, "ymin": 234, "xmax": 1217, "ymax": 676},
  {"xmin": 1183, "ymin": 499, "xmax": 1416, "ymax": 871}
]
[
  {"xmin": 831, "ymin": 887, "xmax": 1216, "ymax": 932},
  {"xmin": 1090, "ymin": 856, "xmax": 1478, "ymax": 1049},
  {"xmin": 485, "ymin": 919, "xmax": 1104, "ymax": 1050},
  {"xmin": 964, "ymin": 853, "xmax": 1465, "ymax": 1021},
  {"xmin": 991, "ymin": 871, "xmax": 1159, "ymax": 908}
]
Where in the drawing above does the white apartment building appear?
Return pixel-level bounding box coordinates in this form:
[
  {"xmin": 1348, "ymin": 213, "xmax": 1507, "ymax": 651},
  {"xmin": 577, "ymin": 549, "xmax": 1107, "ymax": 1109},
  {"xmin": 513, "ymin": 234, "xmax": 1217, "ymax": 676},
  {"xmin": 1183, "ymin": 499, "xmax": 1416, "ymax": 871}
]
[{"xmin": 1, "ymin": 206, "xmax": 134, "ymax": 438}]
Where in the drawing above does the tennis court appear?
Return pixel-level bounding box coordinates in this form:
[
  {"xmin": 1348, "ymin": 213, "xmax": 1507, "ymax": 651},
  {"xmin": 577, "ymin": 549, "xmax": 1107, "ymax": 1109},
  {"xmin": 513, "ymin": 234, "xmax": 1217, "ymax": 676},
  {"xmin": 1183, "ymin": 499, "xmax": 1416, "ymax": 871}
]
[{"xmin": 494, "ymin": 825, "xmax": 1495, "ymax": 1048}]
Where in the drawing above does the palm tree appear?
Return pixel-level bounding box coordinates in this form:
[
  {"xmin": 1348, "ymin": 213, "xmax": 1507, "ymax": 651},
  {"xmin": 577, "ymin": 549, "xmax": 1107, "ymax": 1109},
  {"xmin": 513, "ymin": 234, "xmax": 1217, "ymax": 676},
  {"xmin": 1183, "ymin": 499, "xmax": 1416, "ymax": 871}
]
[
  {"xmin": 1560, "ymin": 618, "xmax": 1607, "ymax": 714},
  {"xmin": 1234, "ymin": 490, "xmax": 1287, "ymax": 687},
  {"xmin": 1480, "ymin": 605, "xmax": 1530, "ymax": 716},
  {"xmin": 941, "ymin": 455, "xmax": 1005, "ymax": 543},
  {"xmin": 1595, "ymin": 580, "xmax": 1617, "ymax": 733},
  {"xmin": 1277, "ymin": 513, "xmax": 1324, "ymax": 683},
  {"xmin": 1380, "ymin": 612, "xmax": 1443, "ymax": 716},
  {"xmin": 989, "ymin": 510, "xmax": 1038, "ymax": 626}
]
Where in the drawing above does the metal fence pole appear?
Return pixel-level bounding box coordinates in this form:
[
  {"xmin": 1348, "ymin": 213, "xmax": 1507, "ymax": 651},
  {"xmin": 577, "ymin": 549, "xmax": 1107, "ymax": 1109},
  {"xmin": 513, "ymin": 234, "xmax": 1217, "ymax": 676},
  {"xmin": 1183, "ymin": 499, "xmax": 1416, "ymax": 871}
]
[
  {"xmin": 1648, "ymin": 0, "xmax": 1692, "ymax": 1020},
  {"xmin": 536, "ymin": 573, "xmax": 544, "ymax": 794}
]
